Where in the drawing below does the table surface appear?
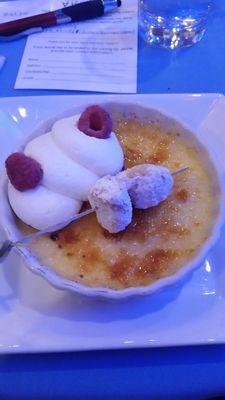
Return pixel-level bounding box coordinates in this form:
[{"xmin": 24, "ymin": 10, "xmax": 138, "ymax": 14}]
[{"xmin": 1, "ymin": 2, "xmax": 225, "ymax": 399}]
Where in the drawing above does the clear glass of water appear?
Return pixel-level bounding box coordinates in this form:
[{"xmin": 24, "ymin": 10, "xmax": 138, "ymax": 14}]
[{"xmin": 139, "ymin": 0, "xmax": 214, "ymax": 49}]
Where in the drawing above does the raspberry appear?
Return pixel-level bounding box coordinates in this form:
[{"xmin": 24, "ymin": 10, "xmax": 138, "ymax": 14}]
[
  {"xmin": 77, "ymin": 105, "xmax": 113, "ymax": 139},
  {"xmin": 5, "ymin": 152, "xmax": 43, "ymax": 191}
]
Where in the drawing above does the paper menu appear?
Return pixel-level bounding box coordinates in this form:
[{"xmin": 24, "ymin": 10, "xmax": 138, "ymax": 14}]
[{"xmin": 9, "ymin": 0, "xmax": 138, "ymax": 93}]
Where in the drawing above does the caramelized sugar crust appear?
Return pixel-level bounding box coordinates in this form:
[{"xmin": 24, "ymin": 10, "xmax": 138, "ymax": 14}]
[{"xmin": 20, "ymin": 118, "xmax": 218, "ymax": 290}]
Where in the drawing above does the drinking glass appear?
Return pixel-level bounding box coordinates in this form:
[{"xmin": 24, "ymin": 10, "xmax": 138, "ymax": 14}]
[{"xmin": 139, "ymin": 0, "xmax": 214, "ymax": 49}]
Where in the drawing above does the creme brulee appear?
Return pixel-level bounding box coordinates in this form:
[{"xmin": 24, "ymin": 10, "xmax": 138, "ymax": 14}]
[{"xmin": 18, "ymin": 117, "xmax": 219, "ymax": 290}]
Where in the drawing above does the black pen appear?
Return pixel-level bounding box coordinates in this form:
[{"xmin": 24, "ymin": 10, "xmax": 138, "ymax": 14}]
[{"xmin": 0, "ymin": 0, "xmax": 122, "ymax": 40}]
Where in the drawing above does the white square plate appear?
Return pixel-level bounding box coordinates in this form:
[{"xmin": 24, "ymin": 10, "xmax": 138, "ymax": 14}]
[{"xmin": 1, "ymin": 93, "xmax": 225, "ymax": 354}]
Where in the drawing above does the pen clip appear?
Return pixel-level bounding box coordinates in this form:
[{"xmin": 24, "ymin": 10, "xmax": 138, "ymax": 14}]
[{"xmin": 0, "ymin": 26, "xmax": 43, "ymax": 42}]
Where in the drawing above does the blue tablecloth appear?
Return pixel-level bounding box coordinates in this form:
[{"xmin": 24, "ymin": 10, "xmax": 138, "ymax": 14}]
[
  {"xmin": 0, "ymin": 2, "xmax": 225, "ymax": 97},
  {"xmin": 1, "ymin": 3, "xmax": 225, "ymax": 399}
]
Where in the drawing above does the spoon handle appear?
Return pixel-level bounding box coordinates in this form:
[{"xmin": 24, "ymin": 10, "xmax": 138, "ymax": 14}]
[
  {"xmin": 0, "ymin": 208, "xmax": 95, "ymax": 263},
  {"xmin": 0, "ymin": 167, "xmax": 189, "ymax": 263},
  {"xmin": 0, "ymin": 240, "xmax": 14, "ymax": 262},
  {"xmin": 172, "ymin": 166, "xmax": 189, "ymax": 176},
  {"xmin": 16, "ymin": 207, "xmax": 96, "ymax": 244}
]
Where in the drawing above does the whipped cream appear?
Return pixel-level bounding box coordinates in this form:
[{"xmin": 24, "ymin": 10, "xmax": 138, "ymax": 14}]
[
  {"xmin": 8, "ymin": 183, "xmax": 81, "ymax": 230},
  {"xmin": 8, "ymin": 112, "xmax": 124, "ymax": 230},
  {"xmin": 24, "ymin": 132, "xmax": 98, "ymax": 201},
  {"xmin": 51, "ymin": 115, "xmax": 124, "ymax": 176}
]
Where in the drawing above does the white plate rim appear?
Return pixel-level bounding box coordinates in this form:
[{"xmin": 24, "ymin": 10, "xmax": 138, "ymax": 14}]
[{"xmin": 0, "ymin": 93, "xmax": 225, "ymax": 353}]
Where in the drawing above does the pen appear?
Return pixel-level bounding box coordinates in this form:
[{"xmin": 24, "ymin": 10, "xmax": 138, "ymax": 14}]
[{"xmin": 0, "ymin": 0, "xmax": 122, "ymax": 41}]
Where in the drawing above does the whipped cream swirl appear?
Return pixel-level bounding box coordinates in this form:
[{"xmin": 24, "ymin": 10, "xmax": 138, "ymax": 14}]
[{"xmin": 8, "ymin": 114, "xmax": 124, "ymax": 230}]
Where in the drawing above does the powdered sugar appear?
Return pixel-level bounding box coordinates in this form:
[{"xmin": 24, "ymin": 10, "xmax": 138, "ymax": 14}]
[
  {"xmin": 89, "ymin": 164, "xmax": 174, "ymax": 233},
  {"xmin": 118, "ymin": 164, "xmax": 173, "ymax": 209},
  {"xmin": 88, "ymin": 175, "xmax": 132, "ymax": 233}
]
